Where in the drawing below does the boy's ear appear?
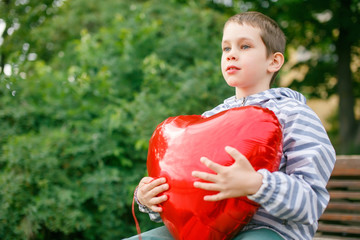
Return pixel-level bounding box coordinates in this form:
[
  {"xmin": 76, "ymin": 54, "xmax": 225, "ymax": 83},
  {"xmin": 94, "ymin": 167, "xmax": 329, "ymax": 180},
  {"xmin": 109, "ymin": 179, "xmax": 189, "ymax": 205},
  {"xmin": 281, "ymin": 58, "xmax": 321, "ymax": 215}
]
[{"xmin": 268, "ymin": 52, "xmax": 284, "ymax": 73}]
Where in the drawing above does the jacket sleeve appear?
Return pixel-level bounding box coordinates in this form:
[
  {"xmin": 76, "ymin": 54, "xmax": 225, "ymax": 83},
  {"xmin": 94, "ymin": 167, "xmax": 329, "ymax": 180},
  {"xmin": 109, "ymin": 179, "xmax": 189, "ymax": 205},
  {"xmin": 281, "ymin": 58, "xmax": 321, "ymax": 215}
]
[{"xmin": 247, "ymin": 106, "xmax": 336, "ymax": 224}]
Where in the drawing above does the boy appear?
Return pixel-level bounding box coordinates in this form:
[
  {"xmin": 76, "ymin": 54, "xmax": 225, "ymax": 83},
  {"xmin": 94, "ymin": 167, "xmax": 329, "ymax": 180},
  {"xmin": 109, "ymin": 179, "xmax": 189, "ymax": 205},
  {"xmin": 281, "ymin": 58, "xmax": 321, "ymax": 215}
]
[{"xmin": 127, "ymin": 11, "xmax": 335, "ymax": 240}]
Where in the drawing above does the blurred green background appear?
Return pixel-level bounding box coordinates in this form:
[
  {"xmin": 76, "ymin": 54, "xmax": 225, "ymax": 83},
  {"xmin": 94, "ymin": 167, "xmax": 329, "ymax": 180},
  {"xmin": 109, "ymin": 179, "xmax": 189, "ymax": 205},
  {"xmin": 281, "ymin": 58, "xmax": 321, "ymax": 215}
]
[{"xmin": 0, "ymin": 0, "xmax": 359, "ymax": 239}]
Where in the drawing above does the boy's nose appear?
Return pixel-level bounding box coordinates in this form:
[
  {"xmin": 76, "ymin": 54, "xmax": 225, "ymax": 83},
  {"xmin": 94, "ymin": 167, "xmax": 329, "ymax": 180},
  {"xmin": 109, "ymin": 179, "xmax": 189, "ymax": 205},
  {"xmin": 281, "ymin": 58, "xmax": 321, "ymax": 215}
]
[
  {"xmin": 227, "ymin": 55, "xmax": 237, "ymax": 61},
  {"xmin": 226, "ymin": 50, "xmax": 238, "ymax": 61}
]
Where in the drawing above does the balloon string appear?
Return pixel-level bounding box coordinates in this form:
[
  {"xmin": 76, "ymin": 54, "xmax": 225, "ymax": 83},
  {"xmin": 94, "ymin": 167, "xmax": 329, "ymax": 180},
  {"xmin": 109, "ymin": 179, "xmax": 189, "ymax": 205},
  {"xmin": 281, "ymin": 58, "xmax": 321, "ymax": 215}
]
[{"xmin": 132, "ymin": 191, "xmax": 142, "ymax": 240}]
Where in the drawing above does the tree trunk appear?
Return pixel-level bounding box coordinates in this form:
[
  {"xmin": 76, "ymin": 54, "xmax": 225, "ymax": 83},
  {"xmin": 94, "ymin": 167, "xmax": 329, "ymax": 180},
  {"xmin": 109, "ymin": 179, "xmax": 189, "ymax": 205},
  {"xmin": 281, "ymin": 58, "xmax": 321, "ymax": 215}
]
[
  {"xmin": 356, "ymin": 122, "xmax": 360, "ymax": 149},
  {"xmin": 336, "ymin": 0, "xmax": 357, "ymax": 153}
]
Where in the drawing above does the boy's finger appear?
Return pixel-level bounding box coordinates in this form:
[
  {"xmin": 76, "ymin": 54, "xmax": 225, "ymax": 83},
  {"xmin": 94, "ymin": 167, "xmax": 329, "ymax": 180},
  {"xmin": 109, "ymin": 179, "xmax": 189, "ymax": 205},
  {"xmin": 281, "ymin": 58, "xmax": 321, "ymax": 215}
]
[
  {"xmin": 193, "ymin": 181, "xmax": 219, "ymax": 191},
  {"xmin": 152, "ymin": 177, "xmax": 167, "ymax": 185},
  {"xmin": 150, "ymin": 205, "xmax": 163, "ymax": 213},
  {"xmin": 144, "ymin": 177, "xmax": 166, "ymax": 190},
  {"xmin": 200, "ymin": 157, "xmax": 223, "ymax": 173},
  {"xmin": 149, "ymin": 183, "xmax": 169, "ymax": 197},
  {"xmin": 203, "ymin": 193, "xmax": 226, "ymax": 202},
  {"xmin": 225, "ymin": 146, "xmax": 248, "ymax": 164},
  {"xmin": 139, "ymin": 177, "xmax": 153, "ymax": 186},
  {"xmin": 150, "ymin": 195, "xmax": 168, "ymax": 205},
  {"xmin": 192, "ymin": 171, "xmax": 217, "ymax": 183}
]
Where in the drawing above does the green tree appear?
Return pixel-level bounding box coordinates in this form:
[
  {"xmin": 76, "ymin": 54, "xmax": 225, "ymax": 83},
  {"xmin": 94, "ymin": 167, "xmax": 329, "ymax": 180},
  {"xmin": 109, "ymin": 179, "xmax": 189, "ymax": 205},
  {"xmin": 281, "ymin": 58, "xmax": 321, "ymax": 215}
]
[
  {"xmin": 0, "ymin": 0, "xmax": 62, "ymax": 68},
  {"xmin": 0, "ymin": 0, "xmax": 230, "ymax": 239}
]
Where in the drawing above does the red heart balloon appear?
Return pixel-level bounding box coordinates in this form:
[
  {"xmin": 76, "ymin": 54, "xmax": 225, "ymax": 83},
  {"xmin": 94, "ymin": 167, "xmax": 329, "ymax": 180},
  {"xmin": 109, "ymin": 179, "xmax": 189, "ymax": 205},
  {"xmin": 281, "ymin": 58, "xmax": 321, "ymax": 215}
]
[{"xmin": 147, "ymin": 106, "xmax": 282, "ymax": 240}]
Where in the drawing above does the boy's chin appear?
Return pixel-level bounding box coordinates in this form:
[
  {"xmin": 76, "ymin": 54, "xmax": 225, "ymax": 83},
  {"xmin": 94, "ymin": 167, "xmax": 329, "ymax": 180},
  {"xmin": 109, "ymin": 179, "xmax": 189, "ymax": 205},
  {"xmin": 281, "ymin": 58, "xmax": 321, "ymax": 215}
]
[{"xmin": 224, "ymin": 80, "xmax": 243, "ymax": 88}]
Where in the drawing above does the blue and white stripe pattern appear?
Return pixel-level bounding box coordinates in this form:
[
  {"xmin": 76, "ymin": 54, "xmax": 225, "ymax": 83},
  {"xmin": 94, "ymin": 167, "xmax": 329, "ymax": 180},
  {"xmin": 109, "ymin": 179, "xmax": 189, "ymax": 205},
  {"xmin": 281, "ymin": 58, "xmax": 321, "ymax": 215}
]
[
  {"xmin": 136, "ymin": 87, "xmax": 336, "ymax": 239},
  {"xmin": 202, "ymin": 87, "xmax": 336, "ymax": 239}
]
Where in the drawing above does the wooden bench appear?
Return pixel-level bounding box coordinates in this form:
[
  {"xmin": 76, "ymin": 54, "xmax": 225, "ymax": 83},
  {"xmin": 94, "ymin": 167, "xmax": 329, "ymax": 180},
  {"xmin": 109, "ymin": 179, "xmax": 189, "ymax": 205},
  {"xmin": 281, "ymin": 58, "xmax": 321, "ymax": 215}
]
[{"xmin": 314, "ymin": 155, "xmax": 360, "ymax": 240}]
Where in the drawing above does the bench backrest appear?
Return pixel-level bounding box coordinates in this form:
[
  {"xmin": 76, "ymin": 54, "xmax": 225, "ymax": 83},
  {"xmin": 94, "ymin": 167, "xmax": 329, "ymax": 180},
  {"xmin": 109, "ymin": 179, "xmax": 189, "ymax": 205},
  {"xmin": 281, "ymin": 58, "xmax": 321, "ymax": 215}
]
[
  {"xmin": 316, "ymin": 155, "xmax": 360, "ymax": 239},
  {"xmin": 331, "ymin": 155, "xmax": 360, "ymax": 176}
]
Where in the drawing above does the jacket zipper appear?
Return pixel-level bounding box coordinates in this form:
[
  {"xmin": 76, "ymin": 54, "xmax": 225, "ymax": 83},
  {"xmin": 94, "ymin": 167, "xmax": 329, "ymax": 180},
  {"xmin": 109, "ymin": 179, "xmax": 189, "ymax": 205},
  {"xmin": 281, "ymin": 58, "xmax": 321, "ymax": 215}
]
[{"xmin": 241, "ymin": 97, "xmax": 247, "ymax": 106}]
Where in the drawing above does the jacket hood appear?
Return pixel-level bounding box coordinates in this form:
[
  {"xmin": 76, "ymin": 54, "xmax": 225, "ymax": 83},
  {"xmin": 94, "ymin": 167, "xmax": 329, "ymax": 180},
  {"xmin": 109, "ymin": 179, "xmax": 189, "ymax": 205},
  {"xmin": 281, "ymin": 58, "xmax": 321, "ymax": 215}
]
[
  {"xmin": 202, "ymin": 88, "xmax": 307, "ymax": 117},
  {"xmin": 224, "ymin": 88, "xmax": 306, "ymax": 108}
]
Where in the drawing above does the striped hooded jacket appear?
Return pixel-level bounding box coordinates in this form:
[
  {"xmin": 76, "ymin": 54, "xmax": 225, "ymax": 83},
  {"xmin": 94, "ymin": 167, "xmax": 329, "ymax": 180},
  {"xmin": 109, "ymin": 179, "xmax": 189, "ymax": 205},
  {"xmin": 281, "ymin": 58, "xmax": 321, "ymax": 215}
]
[{"xmin": 137, "ymin": 87, "xmax": 336, "ymax": 240}]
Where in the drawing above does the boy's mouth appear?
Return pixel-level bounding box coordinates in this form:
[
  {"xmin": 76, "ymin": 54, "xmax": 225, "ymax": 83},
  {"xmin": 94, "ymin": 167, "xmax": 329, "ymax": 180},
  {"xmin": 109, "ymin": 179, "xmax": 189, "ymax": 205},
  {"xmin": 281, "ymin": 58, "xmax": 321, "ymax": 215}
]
[{"xmin": 226, "ymin": 65, "xmax": 240, "ymax": 72}]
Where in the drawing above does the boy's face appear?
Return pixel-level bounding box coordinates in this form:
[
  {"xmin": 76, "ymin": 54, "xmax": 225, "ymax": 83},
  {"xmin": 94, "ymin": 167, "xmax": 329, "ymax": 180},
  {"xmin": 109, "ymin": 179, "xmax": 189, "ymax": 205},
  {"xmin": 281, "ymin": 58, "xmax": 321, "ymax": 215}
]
[{"xmin": 221, "ymin": 22, "xmax": 273, "ymax": 96}]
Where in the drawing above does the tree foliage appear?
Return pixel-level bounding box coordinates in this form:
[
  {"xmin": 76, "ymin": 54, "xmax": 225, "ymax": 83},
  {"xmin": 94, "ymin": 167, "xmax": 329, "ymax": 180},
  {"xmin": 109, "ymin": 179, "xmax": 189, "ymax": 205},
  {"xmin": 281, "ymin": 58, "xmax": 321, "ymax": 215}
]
[{"xmin": 0, "ymin": 0, "xmax": 230, "ymax": 239}]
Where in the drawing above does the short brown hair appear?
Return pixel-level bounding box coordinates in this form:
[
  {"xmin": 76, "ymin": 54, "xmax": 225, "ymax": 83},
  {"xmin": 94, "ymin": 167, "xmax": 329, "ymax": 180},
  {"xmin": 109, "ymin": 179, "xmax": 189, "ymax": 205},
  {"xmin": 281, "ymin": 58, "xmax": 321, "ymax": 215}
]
[{"xmin": 225, "ymin": 12, "xmax": 286, "ymax": 85}]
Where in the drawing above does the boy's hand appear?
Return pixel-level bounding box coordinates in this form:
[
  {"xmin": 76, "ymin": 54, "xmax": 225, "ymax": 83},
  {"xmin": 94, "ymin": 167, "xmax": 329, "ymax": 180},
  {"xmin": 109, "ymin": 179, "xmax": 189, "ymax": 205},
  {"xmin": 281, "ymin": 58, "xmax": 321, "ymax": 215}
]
[
  {"xmin": 192, "ymin": 146, "xmax": 263, "ymax": 201},
  {"xmin": 137, "ymin": 177, "xmax": 169, "ymax": 212}
]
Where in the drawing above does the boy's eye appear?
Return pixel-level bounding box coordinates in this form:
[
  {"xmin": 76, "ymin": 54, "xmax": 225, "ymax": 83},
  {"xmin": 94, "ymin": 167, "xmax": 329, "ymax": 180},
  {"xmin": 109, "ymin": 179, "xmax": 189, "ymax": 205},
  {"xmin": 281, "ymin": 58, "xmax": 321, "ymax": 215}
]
[
  {"xmin": 241, "ymin": 45, "xmax": 250, "ymax": 50},
  {"xmin": 223, "ymin": 47, "xmax": 231, "ymax": 52}
]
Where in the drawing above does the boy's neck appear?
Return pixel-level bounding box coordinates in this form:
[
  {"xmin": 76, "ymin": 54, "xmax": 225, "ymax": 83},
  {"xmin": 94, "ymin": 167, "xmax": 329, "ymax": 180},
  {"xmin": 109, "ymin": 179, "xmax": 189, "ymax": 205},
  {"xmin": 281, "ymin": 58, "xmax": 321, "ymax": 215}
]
[{"xmin": 235, "ymin": 85, "xmax": 270, "ymax": 99}]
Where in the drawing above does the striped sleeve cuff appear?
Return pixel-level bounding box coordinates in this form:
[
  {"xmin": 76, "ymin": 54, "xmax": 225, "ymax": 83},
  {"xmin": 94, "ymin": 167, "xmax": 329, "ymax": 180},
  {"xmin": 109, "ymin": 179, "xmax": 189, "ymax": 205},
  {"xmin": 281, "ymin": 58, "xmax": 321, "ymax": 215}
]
[{"xmin": 247, "ymin": 169, "xmax": 275, "ymax": 205}]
